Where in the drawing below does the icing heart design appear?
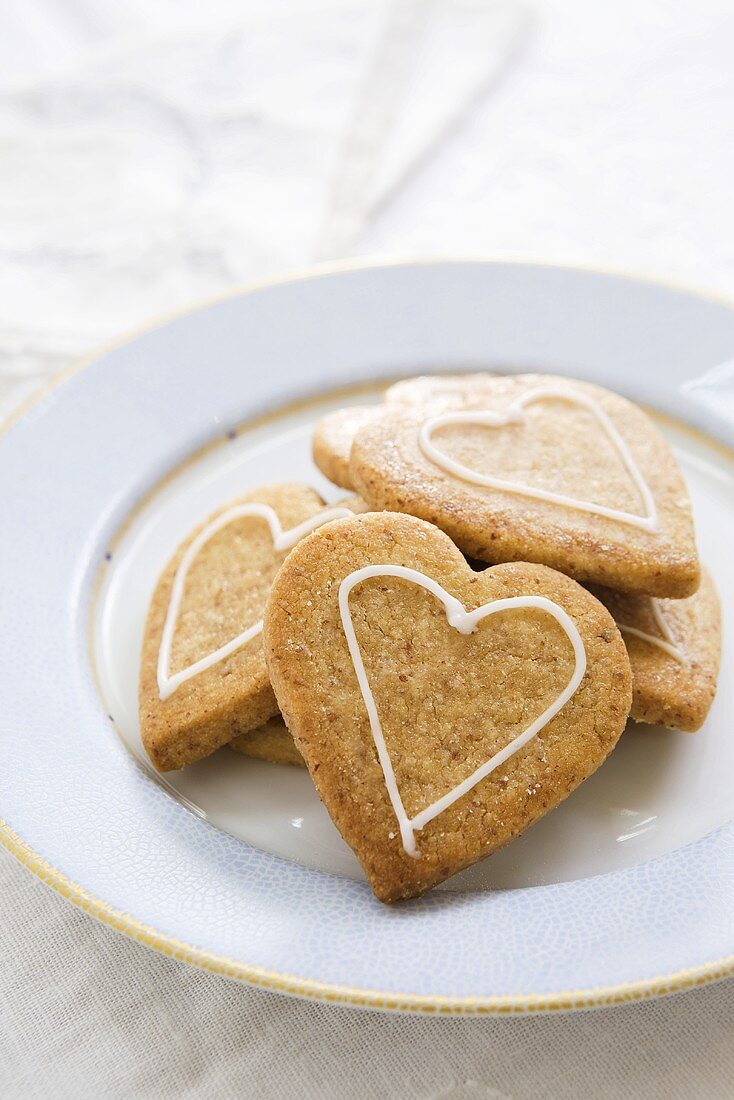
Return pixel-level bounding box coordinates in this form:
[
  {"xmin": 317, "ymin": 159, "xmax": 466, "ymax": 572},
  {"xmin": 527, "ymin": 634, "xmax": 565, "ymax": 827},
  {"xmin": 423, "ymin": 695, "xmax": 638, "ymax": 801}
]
[
  {"xmin": 616, "ymin": 599, "xmax": 686, "ymax": 663},
  {"xmin": 339, "ymin": 564, "xmax": 586, "ymax": 857},
  {"xmin": 158, "ymin": 503, "xmax": 352, "ymax": 700},
  {"xmin": 265, "ymin": 510, "xmax": 633, "ymax": 900},
  {"xmin": 419, "ymin": 386, "xmax": 659, "ymax": 532}
]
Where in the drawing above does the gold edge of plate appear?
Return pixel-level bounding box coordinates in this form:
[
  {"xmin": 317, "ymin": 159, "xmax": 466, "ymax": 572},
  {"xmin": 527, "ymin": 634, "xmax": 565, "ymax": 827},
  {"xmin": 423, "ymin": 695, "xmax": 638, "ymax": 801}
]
[
  {"xmin": 4, "ymin": 254, "xmax": 734, "ymax": 1012},
  {"xmin": 3, "ymin": 818, "xmax": 734, "ymax": 1014}
]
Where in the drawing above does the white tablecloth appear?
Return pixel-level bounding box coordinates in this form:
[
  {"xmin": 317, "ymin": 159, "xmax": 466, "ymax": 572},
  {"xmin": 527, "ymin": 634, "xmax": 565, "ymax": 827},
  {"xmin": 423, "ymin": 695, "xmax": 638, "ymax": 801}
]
[{"xmin": 2, "ymin": 2, "xmax": 734, "ymax": 1096}]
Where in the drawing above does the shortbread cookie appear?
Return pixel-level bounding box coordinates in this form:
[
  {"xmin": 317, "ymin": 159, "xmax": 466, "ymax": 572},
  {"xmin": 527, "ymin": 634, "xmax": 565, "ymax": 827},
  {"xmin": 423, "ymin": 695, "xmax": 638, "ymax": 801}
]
[
  {"xmin": 139, "ymin": 484, "xmax": 356, "ymax": 771},
  {"xmin": 232, "ymin": 494, "xmax": 370, "ymax": 770},
  {"xmin": 313, "ymin": 407, "xmax": 385, "ymax": 490},
  {"xmin": 349, "ymin": 374, "xmax": 699, "ymax": 598},
  {"xmin": 265, "ymin": 511, "xmax": 632, "ymax": 902},
  {"xmin": 230, "ymin": 716, "xmax": 305, "ymax": 767},
  {"xmin": 386, "ymin": 373, "xmax": 497, "ymax": 407},
  {"xmin": 313, "ymin": 373, "xmax": 497, "ymax": 490},
  {"xmin": 590, "ymin": 569, "xmax": 720, "ymax": 732}
]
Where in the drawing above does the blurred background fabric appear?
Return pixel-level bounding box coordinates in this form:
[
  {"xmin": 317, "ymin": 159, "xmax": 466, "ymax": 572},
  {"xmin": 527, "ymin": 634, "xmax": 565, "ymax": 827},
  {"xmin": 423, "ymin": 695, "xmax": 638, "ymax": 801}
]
[
  {"xmin": 2, "ymin": 1, "xmax": 734, "ymax": 1097},
  {"xmin": 3, "ymin": 0, "xmax": 734, "ymax": 419},
  {"xmin": 0, "ymin": 0, "xmax": 524, "ymax": 414}
]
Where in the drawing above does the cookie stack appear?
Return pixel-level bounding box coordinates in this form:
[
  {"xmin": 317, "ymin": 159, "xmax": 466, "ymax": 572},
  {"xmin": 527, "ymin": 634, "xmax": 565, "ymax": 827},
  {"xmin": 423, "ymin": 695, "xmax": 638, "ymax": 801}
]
[{"xmin": 139, "ymin": 374, "xmax": 721, "ymax": 902}]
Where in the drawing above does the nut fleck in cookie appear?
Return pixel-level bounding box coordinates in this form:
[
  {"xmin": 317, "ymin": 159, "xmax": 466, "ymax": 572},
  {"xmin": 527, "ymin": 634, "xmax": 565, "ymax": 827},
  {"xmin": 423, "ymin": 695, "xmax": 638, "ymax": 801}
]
[
  {"xmin": 230, "ymin": 716, "xmax": 305, "ymax": 768},
  {"xmin": 349, "ymin": 374, "xmax": 699, "ymax": 598},
  {"xmin": 590, "ymin": 569, "xmax": 721, "ymax": 732},
  {"xmin": 264, "ymin": 511, "xmax": 632, "ymax": 902},
  {"xmin": 139, "ymin": 484, "xmax": 354, "ymax": 771},
  {"xmin": 313, "ymin": 374, "xmax": 497, "ymax": 490}
]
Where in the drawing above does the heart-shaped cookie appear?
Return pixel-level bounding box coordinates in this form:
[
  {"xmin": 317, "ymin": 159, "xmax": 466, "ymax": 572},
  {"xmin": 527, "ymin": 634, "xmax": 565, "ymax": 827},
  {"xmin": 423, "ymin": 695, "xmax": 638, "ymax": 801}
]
[
  {"xmin": 349, "ymin": 374, "xmax": 699, "ymax": 598},
  {"xmin": 230, "ymin": 715, "xmax": 305, "ymax": 767},
  {"xmin": 313, "ymin": 373, "xmax": 497, "ymax": 489},
  {"xmin": 590, "ymin": 568, "xmax": 721, "ymax": 732},
  {"xmin": 264, "ymin": 511, "xmax": 632, "ymax": 902},
  {"xmin": 139, "ymin": 484, "xmax": 356, "ymax": 771},
  {"xmin": 313, "ymin": 406, "xmax": 384, "ymax": 490}
]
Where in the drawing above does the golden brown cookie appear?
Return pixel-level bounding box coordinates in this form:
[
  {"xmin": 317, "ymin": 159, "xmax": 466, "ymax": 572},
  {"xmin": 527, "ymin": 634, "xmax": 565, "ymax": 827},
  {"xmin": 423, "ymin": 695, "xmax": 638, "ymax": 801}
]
[
  {"xmin": 590, "ymin": 569, "xmax": 721, "ymax": 732},
  {"xmin": 386, "ymin": 373, "xmax": 497, "ymax": 407},
  {"xmin": 349, "ymin": 374, "xmax": 699, "ymax": 598},
  {"xmin": 313, "ymin": 407, "xmax": 385, "ymax": 490},
  {"xmin": 264, "ymin": 511, "xmax": 632, "ymax": 902},
  {"xmin": 230, "ymin": 716, "xmax": 305, "ymax": 767},
  {"xmin": 139, "ymin": 484, "xmax": 356, "ymax": 771},
  {"xmin": 312, "ymin": 373, "xmax": 497, "ymax": 490}
]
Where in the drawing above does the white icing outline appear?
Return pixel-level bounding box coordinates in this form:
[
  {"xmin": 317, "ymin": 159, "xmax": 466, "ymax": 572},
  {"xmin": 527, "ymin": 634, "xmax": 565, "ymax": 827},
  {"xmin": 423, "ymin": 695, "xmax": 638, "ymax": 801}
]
[
  {"xmin": 617, "ymin": 599, "xmax": 687, "ymax": 664},
  {"xmin": 338, "ymin": 565, "xmax": 587, "ymax": 858},
  {"xmin": 158, "ymin": 503, "xmax": 352, "ymax": 700},
  {"xmin": 418, "ymin": 386, "xmax": 660, "ymax": 532}
]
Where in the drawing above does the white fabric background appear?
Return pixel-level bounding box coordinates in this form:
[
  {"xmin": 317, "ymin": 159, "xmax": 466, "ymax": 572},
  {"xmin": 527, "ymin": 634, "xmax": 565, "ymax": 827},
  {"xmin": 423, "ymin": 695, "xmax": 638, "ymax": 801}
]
[{"xmin": 2, "ymin": 2, "xmax": 734, "ymax": 1096}]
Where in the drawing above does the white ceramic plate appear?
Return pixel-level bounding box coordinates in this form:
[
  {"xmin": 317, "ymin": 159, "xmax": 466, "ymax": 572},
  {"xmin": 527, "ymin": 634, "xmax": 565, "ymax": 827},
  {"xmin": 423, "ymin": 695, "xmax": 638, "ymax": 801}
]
[{"xmin": 2, "ymin": 259, "xmax": 734, "ymax": 1014}]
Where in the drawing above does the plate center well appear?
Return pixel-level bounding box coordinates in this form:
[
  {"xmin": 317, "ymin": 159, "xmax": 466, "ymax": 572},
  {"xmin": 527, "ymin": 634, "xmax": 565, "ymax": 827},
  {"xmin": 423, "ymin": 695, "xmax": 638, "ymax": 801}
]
[{"xmin": 92, "ymin": 384, "xmax": 734, "ymax": 892}]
